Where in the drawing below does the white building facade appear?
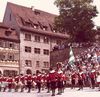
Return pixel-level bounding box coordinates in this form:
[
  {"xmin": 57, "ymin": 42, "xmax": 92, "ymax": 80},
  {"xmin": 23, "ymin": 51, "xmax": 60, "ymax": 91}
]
[
  {"xmin": 3, "ymin": 2, "xmax": 68, "ymax": 74},
  {"xmin": 0, "ymin": 23, "xmax": 20, "ymax": 76}
]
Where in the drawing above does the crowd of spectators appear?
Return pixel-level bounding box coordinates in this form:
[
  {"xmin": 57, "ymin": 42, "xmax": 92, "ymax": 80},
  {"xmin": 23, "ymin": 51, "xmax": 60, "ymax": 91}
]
[
  {"xmin": 53, "ymin": 42, "xmax": 98, "ymax": 51},
  {"xmin": 63, "ymin": 42, "xmax": 100, "ymax": 74}
]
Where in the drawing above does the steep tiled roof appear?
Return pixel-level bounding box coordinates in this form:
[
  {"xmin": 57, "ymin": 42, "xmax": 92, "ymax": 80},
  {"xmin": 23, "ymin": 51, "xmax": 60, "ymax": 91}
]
[
  {"xmin": 8, "ymin": 2, "xmax": 56, "ymax": 30},
  {"xmin": 7, "ymin": 2, "xmax": 69, "ymax": 38},
  {"xmin": 0, "ymin": 22, "xmax": 19, "ymax": 42}
]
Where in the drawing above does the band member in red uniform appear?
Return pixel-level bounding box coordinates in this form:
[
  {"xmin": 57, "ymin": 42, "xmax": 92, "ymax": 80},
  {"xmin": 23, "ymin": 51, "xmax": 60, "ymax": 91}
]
[
  {"xmin": 81, "ymin": 72, "xmax": 86, "ymax": 86},
  {"xmin": 7, "ymin": 76, "xmax": 13, "ymax": 92},
  {"xmin": 96, "ymin": 72, "xmax": 100, "ymax": 91},
  {"xmin": 2, "ymin": 76, "xmax": 7, "ymax": 92},
  {"xmin": 36, "ymin": 70, "xmax": 42, "ymax": 93},
  {"xmin": 77, "ymin": 70, "xmax": 83, "ymax": 90},
  {"xmin": 57, "ymin": 69, "xmax": 63, "ymax": 95},
  {"xmin": 20, "ymin": 74, "xmax": 25, "ymax": 92},
  {"xmin": 14, "ymin": 75, "xmax": 20, "ymax": 92},
  {"xmin": 26, "ymin": 74, "xmax": 32, "ymax": 93},
  {"xmin": 49, "ymin": 68, "xmax": 57, "ymax": 96},
  {"xmin": 15, "ymin": 75, "xmax": 20, "ymax": 84},
  {"xmin": 41, "ymin": 73, "xmax": 46, "ymax": 90},
  {"xmin": 62, "ymin": 72, "xmax": 67, "ymax": 93},
  {"xmin": 32, "ymin": 74, "xmax": 37, "ymax": 89},
  {"xmin": 71, "ymin": 70, "xmax": 77, "ymax": 89},
  {"xmin": 89, "ymin": 69, "xmax": 97, "ymax": 89},
  {"xmin": 45, "ymin": 71, "xmax": 51, "ymax": 93},
  {"xmin": 32, "ymin": 74, "xmax": 36, "ymax": 83}
]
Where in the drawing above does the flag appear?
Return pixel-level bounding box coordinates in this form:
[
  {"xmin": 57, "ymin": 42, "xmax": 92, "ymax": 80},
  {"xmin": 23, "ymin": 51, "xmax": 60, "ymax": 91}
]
[
  {"xmin": 68, "ymin": 46, "xmax": 75, "ymax": 65},
  {"xmin": 93, "ymin": 52, "xmax": 99, "ymax": 65}
]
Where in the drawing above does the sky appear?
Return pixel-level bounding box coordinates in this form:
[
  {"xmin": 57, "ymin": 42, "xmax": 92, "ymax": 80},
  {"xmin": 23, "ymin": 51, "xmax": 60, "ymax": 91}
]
[{"xmin": 0, "ymin": 0, "xmax": 100, "ymax": 26}]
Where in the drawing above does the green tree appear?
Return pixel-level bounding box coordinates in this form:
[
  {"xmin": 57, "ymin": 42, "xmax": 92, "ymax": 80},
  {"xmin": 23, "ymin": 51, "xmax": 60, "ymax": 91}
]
[{"xmin": 54, "ymin": 0, "xmax": 98, "ymax": 42}]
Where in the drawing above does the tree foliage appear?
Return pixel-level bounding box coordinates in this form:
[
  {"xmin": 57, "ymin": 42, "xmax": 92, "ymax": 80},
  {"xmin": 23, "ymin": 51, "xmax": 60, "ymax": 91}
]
[{"xmin": 54, "ymin": 0, "xmax": 98, "ymax": 42}]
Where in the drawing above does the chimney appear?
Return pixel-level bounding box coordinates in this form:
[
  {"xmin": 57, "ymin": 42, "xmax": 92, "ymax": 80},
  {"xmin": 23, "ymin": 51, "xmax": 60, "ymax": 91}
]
[{"xmin": 31, "ymin": 6, "xmax": 35, "ymax": 11}]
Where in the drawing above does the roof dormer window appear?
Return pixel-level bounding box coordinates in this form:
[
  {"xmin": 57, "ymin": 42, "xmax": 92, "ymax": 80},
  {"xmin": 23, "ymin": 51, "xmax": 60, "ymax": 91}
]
[
  {"xmin": 42, "ymin": 26, "xmax": 48, "ymax": 31},
  {"xmin": 33, "ymin": 24, "xmax": 38, "ymax": 29},
  {"xmin": 52, "ymin": 27, "xmax": 57, "ymax": 33},
  {"xmin": 34, "ymin": 25, "xmax": 37, "ymax": 28}
]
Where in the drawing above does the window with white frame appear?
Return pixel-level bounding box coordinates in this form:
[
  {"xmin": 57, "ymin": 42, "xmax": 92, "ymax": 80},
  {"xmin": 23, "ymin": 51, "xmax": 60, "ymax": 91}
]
[
  {"xmin": 43, "ymin": 49, "xmax": 49, "ymax": 55},
  {"xmin": 43, "ymin": 62, "xmax": 49, "ymax": 68},
  {"xmin": 25, "ymin": 46, "xmax": 31, "ymax": 53},
  {"xmin": 25, "ymin": 33, "xmax": 31, "ymax": 41},
  {"xmin": 25, "ymin": 60, "xmax": 32, "ymax": 67},
  {"xmin": 34, "ymin": 48, "xmax": 40, "ymax": 54},
  {"xmin": 43, "ymin": 36, "xmax": 49, "ymax": 43},
  {"xmin": 36, "ymin": 61, "xmax": 40, "ymax": 67},
  {"xmin": 34, "ymin": 35, "xmax": 40, "ymax": 42}
]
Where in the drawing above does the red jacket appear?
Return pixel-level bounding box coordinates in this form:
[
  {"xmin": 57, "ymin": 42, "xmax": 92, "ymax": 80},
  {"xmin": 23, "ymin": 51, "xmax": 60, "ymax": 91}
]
[
  {"xmin": 49, "ymin": 70, "xmax": 57, "ymax": 82},
  {"xmin": 71, "ymin": 73, "xmax": 77, "ymax": 80},
  {"xmin": 57, "ymin": 72, "xmax": 64, "ymax": 81},
  {"xmin": 2, "ymin": 77, "xmax": 7, "ymax": 82},
  {"xmin": 81, "ymin": 73, "xmax": 86, "ymax": 79},
  {"xmin": 7, "ymin": 77, "xmax": 13, "ymax": 83},
  {"xmin": 26, "ymin": 75, "xmax": 32, "ymax": 81},
  {"xmin": 15, "ymin": 76, "xmax": 20, "ymax": 83},
  {"xmin": 36, "ymin": 74, "xmax": 42, "ymax": 83},
  {"xmin": 89, "ymin": 71, "xmax": 96, "ymax": 79},
  {"xmin": 41, "ymin": 74, "xmax": 46, "ymax": 82},
  {"xmin": 62, "ymin": 74, "xmax": 67, "ymax": 81},
  {"xmin": 45, "ymin": 74, "xmax": 50, "ymax": 82},
  {"xmin": 77, "ymin": 72, "xmax": 84, "ymax": 80},
  {"xmin": 20, "ymin": 76, "xmax": 25, "ymax": 83}
]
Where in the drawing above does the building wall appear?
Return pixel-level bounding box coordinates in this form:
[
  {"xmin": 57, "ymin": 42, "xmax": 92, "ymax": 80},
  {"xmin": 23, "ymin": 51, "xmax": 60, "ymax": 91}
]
[
  {"xmin": 0, "ymin": 39, "xmax": 20, "ymax": 76},
  {"xmin": 19, "ymin": 31, "xmax": 53, "ymax": 74},
  {"xmin": 3, "ymin": 4, "xmax": 67, "ymax": 74}
]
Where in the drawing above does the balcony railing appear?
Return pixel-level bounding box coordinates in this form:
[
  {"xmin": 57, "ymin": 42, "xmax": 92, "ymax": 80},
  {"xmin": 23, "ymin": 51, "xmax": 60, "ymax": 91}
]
[{"xmin": 0, "ymin": 47, "xmax": 19, "ymax": 52}]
